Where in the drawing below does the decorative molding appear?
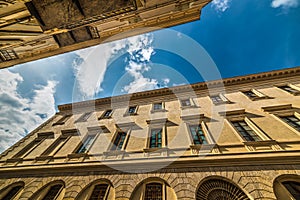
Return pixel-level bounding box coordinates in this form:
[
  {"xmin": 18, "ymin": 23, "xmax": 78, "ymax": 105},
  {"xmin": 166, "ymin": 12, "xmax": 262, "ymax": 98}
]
[
  {"xmin": 56, "ymin": 67, "xmax": 300, "ymax": 112},
  {"xmin": 262, "ymin": 104, "xmax": 293, "ymax": 112}
]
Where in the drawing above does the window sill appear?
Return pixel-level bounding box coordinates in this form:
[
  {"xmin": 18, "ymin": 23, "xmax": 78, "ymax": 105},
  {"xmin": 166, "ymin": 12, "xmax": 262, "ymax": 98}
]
[
  {"xmin": 143, "ymin": 147, "xmax": 168, "ymax": 153},
  {"xmin": 67, "ymin": 153, "xmax": 87, "ymax": 158},
  {"xmin": 123, "ymin": 113, "xmax": 138, "ymax": 117},
  {"xmin": 98, "ymin": 116, "xmax": 112, "ymax": 120},
  {"xmin": 248, "ymin": 96, "xmax": 272, "ymax": 101},
  {"xmin": 212, "ymin": 101, "xmax": 231, "ymax": 106},
  {"xmin": 150, "ymin": 109, "xmax": 168, "ymax": 113},
  {"xmin": 103, "ymin": 150, "xmax": 126, "ymax": 156},
  {"xmin": 181, "ymin": 105, "xmax": 200, "ymax": 110}
]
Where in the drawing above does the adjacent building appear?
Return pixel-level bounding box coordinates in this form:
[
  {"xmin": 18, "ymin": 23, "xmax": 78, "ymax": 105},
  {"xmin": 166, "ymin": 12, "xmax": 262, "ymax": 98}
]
[
  {"xmin": 0, "ymin": 66, "xmax": 300, "ymax": 199},
  {"xmin": 0, "ymin": 0, "xmax": 211, "ymax": 69}
]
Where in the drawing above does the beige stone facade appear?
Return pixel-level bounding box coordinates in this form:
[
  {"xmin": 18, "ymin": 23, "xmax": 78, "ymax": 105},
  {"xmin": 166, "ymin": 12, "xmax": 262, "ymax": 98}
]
[
  {"xmin": 0, "ymin": 0, "xmax": 211, "ymax": 69},
  {"xmin": 0, "ymin": 66, "xmax": 300, "ymax": 199}
]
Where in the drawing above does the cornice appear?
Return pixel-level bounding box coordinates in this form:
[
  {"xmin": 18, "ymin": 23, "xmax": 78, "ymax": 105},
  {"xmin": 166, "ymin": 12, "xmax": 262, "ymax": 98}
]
[{"xmin": 58, "ymin": 66, "xmax": 300, "ymax": 112}]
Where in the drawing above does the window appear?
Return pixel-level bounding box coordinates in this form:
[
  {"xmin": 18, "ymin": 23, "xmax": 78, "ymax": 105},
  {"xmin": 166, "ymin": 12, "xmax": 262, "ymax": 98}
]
[
  {"xmin": 282, "ymin": 181, "xmax": 300, "ymax": 199},
  {"xmin": 153, "ymin": 102, "xmax": 163, "ymax": 111},
  {"xmin": 53, "ymin": 114, "xmax": 72, "ymax": 126},
  {"xmin": 0, "ymin": 50, "xmax": 18, "ymax": 61},
  {"xmin": 89, "ymin": 184, "xmax": 109, "ymax": 200},
  {"xmin": 149, "ymin": 128, "xmax": 162, "ymax": 148},
  {"xmin": 2, "ymin": 185, "xmax": 23, "ymax": 200},
  {"xmin": 111, "ymin": 132, "xmax": 127, "ymax": 151},
  {"xmin": 100, "ymin": 109, "xmax": 113, "ymax": 119},
  {"xmin": 231, "ymin": 120, "xmax": 262, "ymax": 142},
  {"xmin": 196, "ymin": 178, "xmax": 250, "ymax": 200},
  {"xmin": 189, "ymin": 124, "xmax": 208, "ymax": 145},
  {"xmin": 242, "ymin": 89, "xmax": 267, "ymax": 100},
  {"xmin": 75, "ymin": 112, "xmax": 92, "ymax": 123},
  {"xmin": 76, "ymin": 134, "xmax": 97, "ymax": 154},
  {"xmin": 13, "ymin": 132, "xmax": 54, "ymax": 158},
  {"xmin": 180, "ymin": 99, "xmax": 191, "ymax": 107},
  {"xmin": 42, "ymin": 184, "xmax": 63, "ymax": 200},
  {"xmin": 41, "ymin": 130, "xmax": 79, "ymax": 157},
  {"xmin": 280, "ymin": 115, "xmax": 300, "ymax": 132},
  {"xmin": 144, "ymin": 183, "xmax": 163, "ymax": 200},
  {"xmin": 126, "ymin": 106, "xmax": 138, "ymax": 115},
  {"xmin": 278, "ymin": 85, "xmax": 300, "ymax": 95},
  {"xmin": 210, "ymin": 94, "xmax": 229, "ymax": 105}
]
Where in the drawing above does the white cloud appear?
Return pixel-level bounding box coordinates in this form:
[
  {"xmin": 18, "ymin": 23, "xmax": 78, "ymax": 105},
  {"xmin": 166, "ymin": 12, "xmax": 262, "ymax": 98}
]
[
  {"xmin": 0, "ymin": 69, "xmax": 57, "ymax": 153},
  {"xmin": 74, "ymin": 33, "xmax": 159, "ymax": 98},
  {"xmin": 211, "ymin": 0, "xmax": 231, "ymax": 12},
  {"xmin": 271, "ymin": 0, "xmax": 299, "ymax": 8}
]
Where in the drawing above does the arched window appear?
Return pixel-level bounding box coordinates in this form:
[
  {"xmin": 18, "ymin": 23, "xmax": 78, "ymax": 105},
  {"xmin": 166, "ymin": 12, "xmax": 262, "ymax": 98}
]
[
  {"xmin": 76, "ymin": 180, "xmax": 114, "ymax": 200},
  {"xmin": 274, "ymin": 175, "xmax": 300, "ymax": 200},
  {"xmin": 0, "ymin": 182, "xmax": 24, "ymax": 200},
  {"xmin": 88, "ymin": 184, "xmax": 109, "ymax": 200},
  {"xmin": 43, "ymin": 184, "xmax": 64, "ymax": 200},
  {"xmin": 130, "ymin": 178, "xmax": 177, "ymax": 200},
  {"xmin": 29, "ymin": 181, "xmax": 65, "ymax": 200},
  {"xmin": 196, "ymin": 178, "xmax": 250, "ymax": 200}
]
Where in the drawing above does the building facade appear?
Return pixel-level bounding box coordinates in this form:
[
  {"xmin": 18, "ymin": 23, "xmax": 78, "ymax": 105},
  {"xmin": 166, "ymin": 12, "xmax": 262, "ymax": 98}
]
[
  {"xmin": 0, "ymin": 0, "xmax": 211, "ymax": 69},
  {"xmin": 0, "ymin": 67, "xmax": 300, "ymax": 199}
]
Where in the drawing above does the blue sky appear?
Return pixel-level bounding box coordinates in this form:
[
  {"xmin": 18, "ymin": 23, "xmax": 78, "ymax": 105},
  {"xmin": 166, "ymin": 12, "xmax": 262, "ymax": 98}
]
[{"xmin": 0, "ymin": 0, "xmax": 299, "ymax": 152}]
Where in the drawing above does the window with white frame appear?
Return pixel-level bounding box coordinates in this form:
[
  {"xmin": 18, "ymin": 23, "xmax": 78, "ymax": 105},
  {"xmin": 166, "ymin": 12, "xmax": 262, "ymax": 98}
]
[
  {"xmin": 53, "ymin": 114, "xmax": 72, "ymax": 126},
  {"xmin": 180, "ymin": 98, "xmax": 191, "ymax": 107},
  {"xmin": 126, "ymin": 105, "xmax": 138, "ymax": 115},
  {"xmin": 76, "ymin": 134, "xmax": 97, "ymax": 154},
  {"xmin": 231, "ymin": 120, "xmax": 262, "ymax": 142},
  {"xmin": 152, "ymin": 102, "xmax": 165, "ymax": 112},
  {"xmin": 13, "ymin": 132, "xmax": 54, "ymax": 158},
  {"xmin": 210, "ymin": 94, "xmax": 230, "ymax": 105},
  {"xmin": 145, "ymin": 119, "xmax": 171, "ymax": 150},
  {"xmin": 41, "ymin": 130, "xmax": 79, "ymax": 157},
  {"xmin": 277, "ymin": 84, "xmax": 300, "ymax": 95},
  {"xmin": 75, "ymin": 112, "xmax": 93, "ymax": 123},
  {"xmin": 279, "ymin": 115, "xmax": 300, "ymax": 132},
  {"xmin": 181, "ymin": 114, "xmax": 215, "ymax": 147},
  {"xmin": 111, "ymin": 131, "xmax": 127, "ymax": 151},
  {"xmin": 188, "ymin": 124, "xmax": 208, "ymax": 145},
  {"xmin": 262, "ymin": 104, "xmax": 300, "ymax": 133},
  {"xmin": 241, "ymin": 89, "xmax": 268, "ymax": 100},
  {"xmin": 220, "ymin": 109, "xmax": 270, "ymax": 143},
  {"xmin": 108, "ymin": 122, "xmax": 136, "ymax": 152},
  {"xmin": 149, "ymin": 128, "xmax": 163, "ymax": 148},
  {"xmin": 99, "ymin": 109, "xmax": 113, "ymax": 119}
]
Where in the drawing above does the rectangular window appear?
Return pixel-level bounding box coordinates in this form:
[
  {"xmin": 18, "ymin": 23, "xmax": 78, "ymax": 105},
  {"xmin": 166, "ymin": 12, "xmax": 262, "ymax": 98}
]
[
  {"xmin": 13, "ymin": 137, "xmax": 46, "ymax": 158},
  {"xmin": 210, "ymin": 94, "xmax": 228, "ymax": 104},
  {"xmin": 145, "ymin": 183, "xmax": 163, "ymax": 200},
  {"xmin": 153, "ymin": 102, "xmax": 163, "ymax": 111},
  {"xmin": 41, "ymin": 137, "xmax": 68, "ymax": 156},
  {"xmin": 180, "ymin": 99, "xmax": 191, "ymax": 107},
  {"xmin": 75, "ymin": 112, "xmax": 92, "ymax": 123},
  {"xmin": 53, "ymin": 115, "xmax": 72, "ymax": 126},
  {"xmin": 0, "ymin": 50, "xmax": 18, "ymax": 61},
  {"xmin": 232, "ymin": 121, "xmax": 262, "ymax": 142},
  {"xmin": 149, "ymin": 128, "xmax": 162, "ymax": 148},
  {"xmin": 189, "ymin": 124, "xmax": 208, "ymax": 145},
  {"xmin": 280, "ymin": 115, "xmax": 300, "ymax": 132},
  {"xmin": 76, "ymin": 134, "xmax": 96, "ymax": 153},
  {"xmin": 100, "ymin": 109, "xmax": 112, "ymax": 119},
  {"xmin": 278, "ymin": 85, "xmax": 300, "ymax": 95},
  {"xmin": 243, "ymin": 90, "xmax": 258, "ymax": 98},
  {"xmin": 111, "ymin": 132, "xmax": 127, "ymax": 151},
  {"xmin": 127, "ymin": 106, "xmax": 137, "ymax": 115}
]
